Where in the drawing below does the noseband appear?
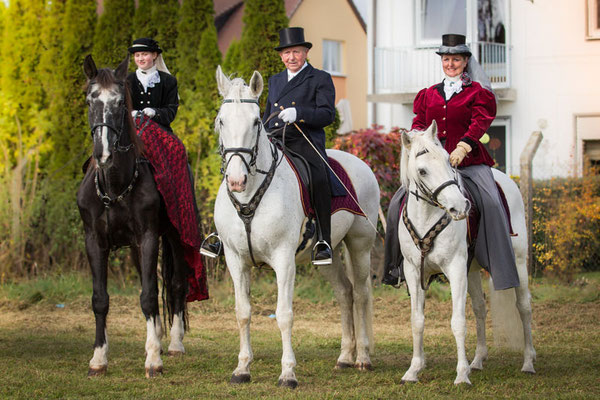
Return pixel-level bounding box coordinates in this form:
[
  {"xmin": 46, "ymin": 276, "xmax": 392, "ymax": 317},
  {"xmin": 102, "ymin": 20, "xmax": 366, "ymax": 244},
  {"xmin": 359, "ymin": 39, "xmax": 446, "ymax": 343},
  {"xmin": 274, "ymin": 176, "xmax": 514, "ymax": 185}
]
[{"xmin": 410, "ymin": 148, "xmax": 460, "ymax": 209}]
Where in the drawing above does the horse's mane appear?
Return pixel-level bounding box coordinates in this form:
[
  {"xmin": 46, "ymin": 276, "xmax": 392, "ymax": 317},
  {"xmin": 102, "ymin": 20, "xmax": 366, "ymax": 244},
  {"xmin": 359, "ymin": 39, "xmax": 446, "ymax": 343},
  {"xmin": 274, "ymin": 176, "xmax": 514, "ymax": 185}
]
[
  {"xmin": 400, "ymin": 128, "xmax": 447, "ymax": 188},
  {"xmin": 87, "ymin": 68, "xmax": 143, "ymax": 158}
]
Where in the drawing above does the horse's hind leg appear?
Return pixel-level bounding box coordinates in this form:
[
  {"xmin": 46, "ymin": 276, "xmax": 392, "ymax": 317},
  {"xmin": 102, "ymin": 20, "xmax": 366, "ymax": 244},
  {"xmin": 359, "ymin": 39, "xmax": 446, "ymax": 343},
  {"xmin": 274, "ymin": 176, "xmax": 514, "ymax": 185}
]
[
  {"xmin": 134, "ymin": 234, "xmax": 164, "ymax": 378},
  {"xmin": 344, "ymin": 236, "xmax": 374, "ymax": 371},
  {"xmin": 87, "ymin": 238, "xmax": 110, "ymax": 377},
  {"xmin": 163, "ymin": 233, "xmax": 188, "ymax": 356},
  {"xmin": 319, "ymin": 245, "xmax": 357, "ymax": 369},
  {"xmin": 514, "ymin": 245, "xmax": 536, "ymax": 374},
  {"xmin": 467, "ymin": 265, "xmax": 488, "ymax": 370}
]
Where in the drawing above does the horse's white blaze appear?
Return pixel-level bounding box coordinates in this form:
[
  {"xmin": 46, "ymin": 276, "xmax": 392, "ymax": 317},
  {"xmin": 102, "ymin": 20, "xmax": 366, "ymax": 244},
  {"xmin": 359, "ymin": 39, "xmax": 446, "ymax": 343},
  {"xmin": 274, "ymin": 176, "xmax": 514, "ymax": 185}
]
[
  {"xmin": 168, "ymin": 312, "xmax": 185, "ymax": 354},
  {"xmin": 89, "ymin": 330, "xmax": 108, "ymax": 368},
  {"xmin": 145, "ymin": 317, "xmax": 163, "ymax": 369}
]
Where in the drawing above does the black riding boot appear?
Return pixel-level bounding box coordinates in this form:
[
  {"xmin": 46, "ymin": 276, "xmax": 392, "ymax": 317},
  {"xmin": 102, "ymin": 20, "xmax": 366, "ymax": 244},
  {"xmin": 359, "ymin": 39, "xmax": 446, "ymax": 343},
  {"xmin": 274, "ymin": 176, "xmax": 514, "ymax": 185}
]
[{"xmin": 382, "ymin": 187, "xmax": 406, "ymax": 286}]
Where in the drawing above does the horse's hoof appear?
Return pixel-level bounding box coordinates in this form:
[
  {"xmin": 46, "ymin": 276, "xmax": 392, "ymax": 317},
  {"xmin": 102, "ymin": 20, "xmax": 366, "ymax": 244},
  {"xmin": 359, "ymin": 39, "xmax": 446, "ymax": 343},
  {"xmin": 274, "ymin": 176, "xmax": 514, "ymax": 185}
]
[
  {"xmin": 355, "ymin": 362, "xmax": 373, "ymax": 371},
  {"xmin": 167, "ymin": 350, "xmax": 184, "ymax": 357},
  {"xmin": 400, "ymin": 379, "xmax": 417, "ymax": 385},
  {"xmin": 230, "ymin": 373, "xmax": 251, "ymax": 384},
  {"xmin": 334, "ymin": 362, "xmax": 354, "ymax": 370},
  {"xmin": 278, "ymin": 378, "xmax": 298, "ymax": 389},
  {"xmin": 87, "ymin": 366, "xmax": 107, "ymax": 377},
  {"xmin": 145, "ymin": 366, "xmax": 163, "ymax": 378},
  {"xmin": 522, "ymin": 369, "xmax": 536, "ymax": 375}
]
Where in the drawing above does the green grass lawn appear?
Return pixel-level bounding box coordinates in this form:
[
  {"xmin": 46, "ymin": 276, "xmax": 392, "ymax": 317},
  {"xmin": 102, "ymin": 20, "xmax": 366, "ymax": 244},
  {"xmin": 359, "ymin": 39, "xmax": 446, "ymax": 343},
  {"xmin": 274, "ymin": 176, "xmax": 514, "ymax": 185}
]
[{"xmin": 0, "ymin": 270, "xmax": 599, "ymax": 399}]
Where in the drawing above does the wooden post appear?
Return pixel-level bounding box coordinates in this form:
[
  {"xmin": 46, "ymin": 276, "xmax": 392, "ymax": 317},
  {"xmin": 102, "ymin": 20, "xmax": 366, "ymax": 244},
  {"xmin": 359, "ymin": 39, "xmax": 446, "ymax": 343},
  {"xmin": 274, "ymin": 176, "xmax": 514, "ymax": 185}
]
[{"xmin": 519, "ymin": 131, "xmax": 543, "ymax": 275}]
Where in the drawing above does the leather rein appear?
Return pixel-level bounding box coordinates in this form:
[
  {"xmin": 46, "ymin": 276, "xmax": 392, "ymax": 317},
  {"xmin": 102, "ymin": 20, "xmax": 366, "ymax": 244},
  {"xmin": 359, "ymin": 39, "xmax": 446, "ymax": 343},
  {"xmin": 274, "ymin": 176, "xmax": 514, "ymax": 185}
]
[{"xmin": 404, "ymin": 148, "xmax": 459, "ymax": 290}]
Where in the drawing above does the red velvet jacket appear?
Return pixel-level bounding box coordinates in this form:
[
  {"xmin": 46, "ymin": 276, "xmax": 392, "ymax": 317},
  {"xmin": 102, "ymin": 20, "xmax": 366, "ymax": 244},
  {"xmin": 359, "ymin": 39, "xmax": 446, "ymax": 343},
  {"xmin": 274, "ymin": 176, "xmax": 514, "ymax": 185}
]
[{"xmin": 411, "ymin": 80, "xmax": 496, "ymax": 167}]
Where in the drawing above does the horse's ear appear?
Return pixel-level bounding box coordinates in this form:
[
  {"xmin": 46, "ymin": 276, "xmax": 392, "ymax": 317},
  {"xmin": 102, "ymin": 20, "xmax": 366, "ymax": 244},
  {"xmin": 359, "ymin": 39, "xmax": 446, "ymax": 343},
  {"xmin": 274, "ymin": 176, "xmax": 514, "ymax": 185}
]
[
  {"xmin": 114, "ymin": 54, "xmax": 129, "ymax": 82},
  {"xmin": 83, "ymin": 54, "xmax": 97, "ymax": 80},
  {"xmin": 428, "ymin": 120, "xmax": 438, "ymax": 140},
  {"xmin": 249, "ymin": 71, "xmax": 263, "ymax": 98},
  {"xmin": 402, "ymin": 130, "xmax": 412, "ymax": 150},
  {"xmin": 216, "ymin": 65, "xmax": 231, "ymax": 97}
]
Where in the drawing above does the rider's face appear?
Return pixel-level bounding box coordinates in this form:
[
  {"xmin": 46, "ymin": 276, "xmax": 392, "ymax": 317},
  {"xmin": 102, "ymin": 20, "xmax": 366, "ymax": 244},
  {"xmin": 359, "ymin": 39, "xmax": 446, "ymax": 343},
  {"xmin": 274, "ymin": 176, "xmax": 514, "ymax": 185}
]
[
  {"xmin": 441, "ymin": 54, "xmax": 469, "ymax": 78},
  {"xmin": 279, "ymin": 46, "xmax": 309, "ymax": 73},
  {"xmin": 134, "ymin": 51, "xmax": 157, "ymax": 71}
]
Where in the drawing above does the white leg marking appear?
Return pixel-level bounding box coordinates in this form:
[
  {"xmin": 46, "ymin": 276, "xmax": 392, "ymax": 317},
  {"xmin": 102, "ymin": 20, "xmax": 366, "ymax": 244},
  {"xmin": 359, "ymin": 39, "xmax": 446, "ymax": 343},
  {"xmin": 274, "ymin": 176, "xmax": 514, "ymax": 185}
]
[
  {"xmin": 168, "ymin": 312, "xmax": 185, "ymax": 354},
  {"xmin": 89, "ymin": 330, "xmax": 108, "ymax": 369},
  {"xmin": 145, "ymin": 316, "xmax": 163, "ymax": 372}
]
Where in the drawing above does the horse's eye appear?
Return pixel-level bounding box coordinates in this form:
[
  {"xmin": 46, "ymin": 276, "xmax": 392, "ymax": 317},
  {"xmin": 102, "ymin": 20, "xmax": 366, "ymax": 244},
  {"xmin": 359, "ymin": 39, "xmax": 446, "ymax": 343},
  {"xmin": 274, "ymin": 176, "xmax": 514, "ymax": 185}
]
[{"xmin": 418, "ymin": 168, "xmax": 427, "ymax": 176}]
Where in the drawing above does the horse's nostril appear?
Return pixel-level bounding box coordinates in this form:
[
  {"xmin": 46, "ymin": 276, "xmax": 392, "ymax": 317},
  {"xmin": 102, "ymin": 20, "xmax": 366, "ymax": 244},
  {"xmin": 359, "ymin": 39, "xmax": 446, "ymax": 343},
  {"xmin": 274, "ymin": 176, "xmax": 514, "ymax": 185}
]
[
  {"xmin": 449, "ymin": 207, "xmax": 457, "ymax": 215},
  {"xmin": 243, "ymin": 175, "xmax": 247, "ymax": 185}
]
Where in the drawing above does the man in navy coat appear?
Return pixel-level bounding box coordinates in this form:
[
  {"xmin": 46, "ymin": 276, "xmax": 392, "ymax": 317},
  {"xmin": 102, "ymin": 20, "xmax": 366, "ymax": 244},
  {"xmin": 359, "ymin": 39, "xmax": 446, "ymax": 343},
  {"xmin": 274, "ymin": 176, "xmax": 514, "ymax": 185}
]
[{"xmin": 263, "ymin": 27, "xmax": 336, "ymax": 265}]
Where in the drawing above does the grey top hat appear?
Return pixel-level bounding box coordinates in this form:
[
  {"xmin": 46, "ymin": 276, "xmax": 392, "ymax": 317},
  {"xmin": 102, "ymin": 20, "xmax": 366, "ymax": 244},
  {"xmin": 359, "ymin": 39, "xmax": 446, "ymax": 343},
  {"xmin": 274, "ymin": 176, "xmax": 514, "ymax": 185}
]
[
  {"xmin": 274, "ymin": 27, "xmax": 313, "ymax": 51},
  {"xmin": 436, "ymin": 34, "xmax": 471, "ymax": 56}
]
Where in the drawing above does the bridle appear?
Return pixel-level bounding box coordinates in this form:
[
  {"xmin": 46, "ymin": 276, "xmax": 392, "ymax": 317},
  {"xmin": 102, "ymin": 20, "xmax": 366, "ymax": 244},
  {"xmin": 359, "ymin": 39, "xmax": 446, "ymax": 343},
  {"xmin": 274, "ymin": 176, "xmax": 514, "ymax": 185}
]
[
  {"xmin": 218, "ymin": 99, "xmax": 275, "ymax": 176},
  {"xmin": 409, "ymin": 148, "xmax": 460, "ymax": 210},
  {"xmin": 90, "ymin": 106, "xmax": 134, "ymax": 153}
]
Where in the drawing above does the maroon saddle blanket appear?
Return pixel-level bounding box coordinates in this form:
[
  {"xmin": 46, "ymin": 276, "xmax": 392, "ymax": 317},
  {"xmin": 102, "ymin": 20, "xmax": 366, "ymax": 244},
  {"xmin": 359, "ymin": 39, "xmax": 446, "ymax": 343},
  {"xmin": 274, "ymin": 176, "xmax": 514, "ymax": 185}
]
[
  {"xmin": 135, "ymin": 117, "xmax": 208, "ymax": 303},
  {"xmin": 285, "ymin": 154, "xmax": 365, "ymax": 218}
]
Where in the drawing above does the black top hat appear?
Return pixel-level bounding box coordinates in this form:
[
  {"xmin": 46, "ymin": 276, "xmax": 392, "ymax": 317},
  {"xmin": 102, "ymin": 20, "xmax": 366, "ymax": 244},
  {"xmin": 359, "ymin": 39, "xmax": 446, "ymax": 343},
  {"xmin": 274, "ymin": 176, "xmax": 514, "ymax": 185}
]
[
  {"xmin": 128, "ymin": 37, "xmax": 162, "ymax": 54},
  {"xmin": 436, "ymin": 34, "xmax": 471, "ymax": 56},
  {"xmin": 274, "ymin": 27, "xmax": 313, "ymax": 51}
]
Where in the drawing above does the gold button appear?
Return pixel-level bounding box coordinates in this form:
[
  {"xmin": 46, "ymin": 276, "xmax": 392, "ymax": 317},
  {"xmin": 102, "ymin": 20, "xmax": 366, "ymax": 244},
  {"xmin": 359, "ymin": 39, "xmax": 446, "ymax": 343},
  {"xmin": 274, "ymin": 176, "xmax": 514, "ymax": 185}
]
[
  {"xmin": 443, "ymin": 117, "xmax": 446, "ymax": 120},
  {"xmin": 274, "ymin": 103, "xmax": 278, "ymax": 107},
  {"xmin": 275, "ymin": 122, "xmax": 279, "ymax": 127},
  {"xmin": 300, "ymin": 119, "xmax": 305, "ymax": 123},
  {"xmin": 443, "ymin": 105, "xmax": 446, "ymax": 108},
  {"xmin": 292, "ymin": 101, "xmax": 296, "ymax": 105},
  {"xmin": 443, "ymin": 130, "xmax": 446, "ymax": 134}
]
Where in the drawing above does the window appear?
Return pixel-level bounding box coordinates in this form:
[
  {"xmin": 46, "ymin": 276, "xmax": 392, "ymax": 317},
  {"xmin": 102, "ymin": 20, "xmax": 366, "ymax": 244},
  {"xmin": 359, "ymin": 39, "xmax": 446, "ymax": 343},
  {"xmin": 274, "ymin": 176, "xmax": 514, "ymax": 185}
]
[
  {"xmin": 323, "ymin": 40, "xmax": 342, "ymax": 74},
  {"xmin": 417, "ymin": 0, "xmax": 467, "ymax": 44},
  {"xmin": 587, "ymin": 0, "xmax": 600, "ymax": 39}
]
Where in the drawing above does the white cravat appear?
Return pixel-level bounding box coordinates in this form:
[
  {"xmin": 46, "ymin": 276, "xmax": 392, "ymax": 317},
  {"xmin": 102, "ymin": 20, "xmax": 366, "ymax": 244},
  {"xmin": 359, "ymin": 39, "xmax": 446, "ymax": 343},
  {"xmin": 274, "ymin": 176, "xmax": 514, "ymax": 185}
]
[
  {"xmin": 136, "ymin": 65, "xmax": 160, "ymax": 92},
  {"xmin": 287, "ymin": 62, "xmax": 308, "ymax": 81},
  {"xmin": 443, "ymin": 74, "xmax": 462, "ymax": 100}
]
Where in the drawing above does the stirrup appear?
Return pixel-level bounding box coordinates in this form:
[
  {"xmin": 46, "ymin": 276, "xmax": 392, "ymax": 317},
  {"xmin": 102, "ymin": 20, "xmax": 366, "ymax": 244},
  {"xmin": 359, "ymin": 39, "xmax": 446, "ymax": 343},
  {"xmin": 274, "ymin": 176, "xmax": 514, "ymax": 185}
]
[
  {"xmin": 200, "ymin": 233, "xmax": 222, "ymax": 258},
  {"xmin": 311, "ymin": 240, "xmax": 332, "ymax": 266}
]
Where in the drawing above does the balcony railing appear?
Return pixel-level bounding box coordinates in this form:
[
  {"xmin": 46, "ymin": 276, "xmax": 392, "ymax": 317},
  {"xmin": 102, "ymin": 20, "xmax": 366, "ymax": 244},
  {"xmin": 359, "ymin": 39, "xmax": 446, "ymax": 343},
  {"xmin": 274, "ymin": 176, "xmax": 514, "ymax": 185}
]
[{"xmin": 374, "ymin": 42, "xmax": 510, "ymax": 94}]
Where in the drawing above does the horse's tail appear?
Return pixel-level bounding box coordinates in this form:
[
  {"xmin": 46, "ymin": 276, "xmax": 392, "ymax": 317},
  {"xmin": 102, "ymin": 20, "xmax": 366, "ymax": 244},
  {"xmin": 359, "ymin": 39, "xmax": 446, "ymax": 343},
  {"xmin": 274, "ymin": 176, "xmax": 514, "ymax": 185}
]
[
  {"xmin": 161, "ymin": 236, "xmax": 189, "ymax": 331},
  {"xmin": 489, "ymin": 277, "xmax": 525, "ymax": 351},
  {"xmin": 343, "ymin": 244, "xmax": 375, "ymax": 354}
]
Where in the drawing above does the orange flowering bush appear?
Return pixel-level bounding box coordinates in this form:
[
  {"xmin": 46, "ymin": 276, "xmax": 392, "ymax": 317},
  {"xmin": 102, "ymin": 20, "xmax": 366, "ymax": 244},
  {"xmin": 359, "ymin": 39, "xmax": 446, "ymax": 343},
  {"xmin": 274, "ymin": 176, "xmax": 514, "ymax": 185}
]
[
  {"xmin": 333, "ymin": 125, "xmax": 405, "ymax": 212},
  {"xmin": 532, "ymin": 171, "xmax": 600, "ymax": 281}
]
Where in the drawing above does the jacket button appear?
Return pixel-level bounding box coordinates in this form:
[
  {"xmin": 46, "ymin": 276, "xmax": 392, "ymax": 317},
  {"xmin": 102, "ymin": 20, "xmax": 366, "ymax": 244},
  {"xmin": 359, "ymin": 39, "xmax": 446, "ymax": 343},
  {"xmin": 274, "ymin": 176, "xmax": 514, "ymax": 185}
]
[
  {"xmin": 443, "ymin": 105, "xmax": 447, "ymax": 108},
  {"xmin": 274, "ymin": 103, "xmax": 278, "ymax": 107},
  {"xmin": 140, "ymin": 91, "xmax": 143, "ymax": 94},
  {"xmin": 443, "ymin": 117, "xmax": 446, "ymax": 120},
  {"xmin": 292, "ymin": 101, "xmax": 296, "ymax": 105},
  {"xmin": 140, "ymin": 101, "xmax": 143, "ymax": 104},
  {"xmin": 443, "ymin": 130, "xmax": 446, "ymax": 134},
  {"xmin": 147, "ymin": 101, "xmax": 150, "ymax": 104},
  {"xmin": 275, "ymin": 122, "xmax": 279, "ymax": 127},
  {"xmin": 300, "ymin": 119, "xmax": 305, "ymax": 123}
]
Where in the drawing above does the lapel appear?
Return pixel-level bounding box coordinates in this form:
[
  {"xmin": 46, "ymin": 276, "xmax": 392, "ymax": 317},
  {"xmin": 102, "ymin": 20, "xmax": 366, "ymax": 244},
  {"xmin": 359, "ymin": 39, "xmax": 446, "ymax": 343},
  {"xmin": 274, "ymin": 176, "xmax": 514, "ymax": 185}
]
[{"xmin": 274, "ymin": 64, "xmax": 314, "ymax": 102}]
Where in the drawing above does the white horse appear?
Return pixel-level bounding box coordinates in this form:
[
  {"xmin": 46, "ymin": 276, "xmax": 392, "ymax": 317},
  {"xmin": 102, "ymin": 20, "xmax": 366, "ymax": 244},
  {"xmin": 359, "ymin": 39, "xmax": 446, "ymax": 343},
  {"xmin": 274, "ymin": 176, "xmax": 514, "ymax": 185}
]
[
  {"xmin": 398, "ymin": 122, "xmax": 536, "ymax": 385},
  {"xmin": 213, "ymin": 66, "xmax": 379, "ymax": 388}
]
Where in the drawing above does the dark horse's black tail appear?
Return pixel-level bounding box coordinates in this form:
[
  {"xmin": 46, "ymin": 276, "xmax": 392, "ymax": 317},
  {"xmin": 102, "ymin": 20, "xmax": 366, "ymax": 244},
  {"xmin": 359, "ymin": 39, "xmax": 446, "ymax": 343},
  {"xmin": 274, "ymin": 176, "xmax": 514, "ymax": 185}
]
[{"xmin": 161, "ymin": 236, "xmax": 189, "ymax": 331}]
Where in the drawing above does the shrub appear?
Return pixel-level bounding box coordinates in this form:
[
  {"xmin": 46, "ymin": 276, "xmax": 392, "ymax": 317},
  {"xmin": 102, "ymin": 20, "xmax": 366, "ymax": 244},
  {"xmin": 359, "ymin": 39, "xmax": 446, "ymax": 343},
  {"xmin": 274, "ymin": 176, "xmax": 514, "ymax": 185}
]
[
  {"xmin": 332, "ymin": 125, "xmax": 405, "ymax": 212},
  {"xmin": 532, "ymin": 171, "xmax": 600, "ymax": 281}
]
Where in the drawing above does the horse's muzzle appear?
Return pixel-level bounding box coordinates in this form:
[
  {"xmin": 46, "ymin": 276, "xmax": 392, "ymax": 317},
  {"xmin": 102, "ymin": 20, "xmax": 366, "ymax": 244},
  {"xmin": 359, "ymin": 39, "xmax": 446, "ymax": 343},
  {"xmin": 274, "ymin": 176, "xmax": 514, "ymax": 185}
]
[
  {"xmin": 448, "ymin": 199, "xmax": 471, "ymax": 221},
  {"xmin": 226, "ymin": 174, "xmax": 247, "ymax": 193}
]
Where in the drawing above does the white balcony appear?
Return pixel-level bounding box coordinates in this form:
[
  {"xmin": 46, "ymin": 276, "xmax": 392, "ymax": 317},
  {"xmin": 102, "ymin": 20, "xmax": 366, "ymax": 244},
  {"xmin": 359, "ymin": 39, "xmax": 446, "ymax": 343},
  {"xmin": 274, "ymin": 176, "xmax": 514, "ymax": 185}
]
[{"xmin": 369, "ymin": 42, "xmax": 515, "ymax": 104}]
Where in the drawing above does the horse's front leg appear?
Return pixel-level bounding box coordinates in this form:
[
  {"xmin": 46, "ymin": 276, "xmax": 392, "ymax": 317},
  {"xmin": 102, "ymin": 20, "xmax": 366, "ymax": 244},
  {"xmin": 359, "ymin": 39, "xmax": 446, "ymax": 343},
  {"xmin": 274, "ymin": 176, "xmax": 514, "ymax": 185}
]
[
  {"xmin": 87, "ymin": 236, "xmax": 110, "ymax": 377},
  {"xmin": 514, "ymin": 256, "xmax": 536, "ymax": 374},
  {"xmin": 447, "ymin": 260, "xmax": 471, "ymax": 385},
  {"xmin": 467, "ymin": 266, "xmax": 488, "ymax": 370},
  {"xmin": 273, "ymin": 254, "xmax": 298, "ymax": 388},
  {"xmin": 401, "ymin": 262, "xmax": 426, "ymax": 384},
  {"xmin": 136, "ymin": 233, "xmax": 163, "ymax": 378},
  {"xmin": 228, "ymin": 255, "xmax": 253, "ymax": 384}
]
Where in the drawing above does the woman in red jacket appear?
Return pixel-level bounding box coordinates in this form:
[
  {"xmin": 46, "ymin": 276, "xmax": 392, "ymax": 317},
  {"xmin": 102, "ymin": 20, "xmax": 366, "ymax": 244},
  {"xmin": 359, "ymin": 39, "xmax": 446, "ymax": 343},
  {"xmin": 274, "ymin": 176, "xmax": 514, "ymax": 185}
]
[{"xmin": 382, "ymin": 34, "xmax": 519, "ymax": 291}]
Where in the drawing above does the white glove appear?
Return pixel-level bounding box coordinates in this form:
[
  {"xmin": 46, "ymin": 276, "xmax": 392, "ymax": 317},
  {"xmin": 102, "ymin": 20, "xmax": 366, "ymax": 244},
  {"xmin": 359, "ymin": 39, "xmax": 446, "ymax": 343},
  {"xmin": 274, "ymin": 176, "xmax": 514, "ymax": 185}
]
[
  {"xmin": 142, "ymin": 107, "xmax": 156, "ymax": 118},
  {"xmin": 278, "ymin": 107, "xmax": 297, "ymax": 124}
]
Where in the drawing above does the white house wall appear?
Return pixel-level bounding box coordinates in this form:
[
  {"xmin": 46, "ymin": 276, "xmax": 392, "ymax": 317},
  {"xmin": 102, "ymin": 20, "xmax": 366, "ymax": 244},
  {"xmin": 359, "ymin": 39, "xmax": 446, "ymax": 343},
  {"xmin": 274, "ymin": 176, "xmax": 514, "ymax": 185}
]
[{"xmin": 368, "ymin": 0, "xmax": 600, "ymax": 178}]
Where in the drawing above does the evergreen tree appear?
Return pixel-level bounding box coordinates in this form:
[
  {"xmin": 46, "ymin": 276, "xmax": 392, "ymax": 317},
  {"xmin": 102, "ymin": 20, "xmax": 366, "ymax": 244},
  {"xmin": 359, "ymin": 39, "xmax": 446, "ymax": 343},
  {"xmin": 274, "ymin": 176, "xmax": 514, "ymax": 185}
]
[
  {"xmin": 152, "ymin": 0, "xmax": 179, "ymax": 74},
  {"xmin": 222, "ymin": 39, "xmax": 241, "ymax": 77},
  {"xmin": 175, "ymin": 0, "xmax": 213, "ymax": 92},
  {"xmin": 92, "ymin": 0, "xmax": 134, "ymax": 68},
  {"xmin": 238, "ymin": 0, "xmax": 288, "ymax": 106},
  {"xmin": 133, "ymin": 0, "xmax": 158, "ymax": 39}
]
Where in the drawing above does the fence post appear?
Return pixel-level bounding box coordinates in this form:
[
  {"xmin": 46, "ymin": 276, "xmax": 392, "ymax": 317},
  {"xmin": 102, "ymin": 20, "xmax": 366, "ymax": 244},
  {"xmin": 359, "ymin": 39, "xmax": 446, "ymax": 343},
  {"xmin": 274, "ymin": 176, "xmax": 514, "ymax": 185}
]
[{"xmin": 519, "ymin": 131, "xmax": 543, "ymax": 276}]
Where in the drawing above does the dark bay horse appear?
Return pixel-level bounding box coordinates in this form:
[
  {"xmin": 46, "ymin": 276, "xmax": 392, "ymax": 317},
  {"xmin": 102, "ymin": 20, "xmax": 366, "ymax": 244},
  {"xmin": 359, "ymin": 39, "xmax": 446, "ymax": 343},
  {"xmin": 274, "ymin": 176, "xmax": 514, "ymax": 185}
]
[{"xmin": 78, "ymin": 55, "xmax": 190, "ymax": 378}]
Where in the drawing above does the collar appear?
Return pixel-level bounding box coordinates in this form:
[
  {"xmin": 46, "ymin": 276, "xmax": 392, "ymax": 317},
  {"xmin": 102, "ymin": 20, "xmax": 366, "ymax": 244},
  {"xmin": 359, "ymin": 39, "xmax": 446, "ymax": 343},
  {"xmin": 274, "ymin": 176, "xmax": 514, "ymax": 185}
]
[
  {"xmin": 138, "ymin": 65, "xmax": 157, "ymax": 75},
  {"xmin": 287, "ymin": 62, "xmax": 308, "ymax": 81}
]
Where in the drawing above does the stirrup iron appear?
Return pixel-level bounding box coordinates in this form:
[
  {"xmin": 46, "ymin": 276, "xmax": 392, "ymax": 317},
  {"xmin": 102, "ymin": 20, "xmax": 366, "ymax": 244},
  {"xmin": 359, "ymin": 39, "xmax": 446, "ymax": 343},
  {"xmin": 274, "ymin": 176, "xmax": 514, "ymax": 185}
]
[
  {"xmin": 200, "ymin": 233, "xmax": 222, "ymax": 258},
  {"xmin": 311, "ymin": 240, "xmax": 332, "ymax": 266}
]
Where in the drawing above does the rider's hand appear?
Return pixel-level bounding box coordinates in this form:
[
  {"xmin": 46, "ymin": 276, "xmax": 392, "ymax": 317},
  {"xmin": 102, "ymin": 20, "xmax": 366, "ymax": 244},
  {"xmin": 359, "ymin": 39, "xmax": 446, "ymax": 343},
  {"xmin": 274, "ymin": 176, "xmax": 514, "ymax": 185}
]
[
  {"xmin": 142, "ymin": 107, "xmax": 156, "ymax": 118},
  {"xmin": 449, "ymin": 141, "xmax": 472, "ymax": 167},
  {"xmin": 278, "ymin": 107, "xmax": 297, "ymax": 124}
]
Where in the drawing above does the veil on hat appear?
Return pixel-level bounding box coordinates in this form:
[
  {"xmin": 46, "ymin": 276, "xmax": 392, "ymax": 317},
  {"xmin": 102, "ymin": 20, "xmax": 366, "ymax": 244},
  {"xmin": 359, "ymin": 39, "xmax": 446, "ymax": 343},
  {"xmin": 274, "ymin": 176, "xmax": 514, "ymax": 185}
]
[
  {"xmin": 155, "ymin": 54, "xmax": 171, "ymax": 75},
  {"xmin": 466, "ymin": 55, "xmax": 494, "ymax": 97}
]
